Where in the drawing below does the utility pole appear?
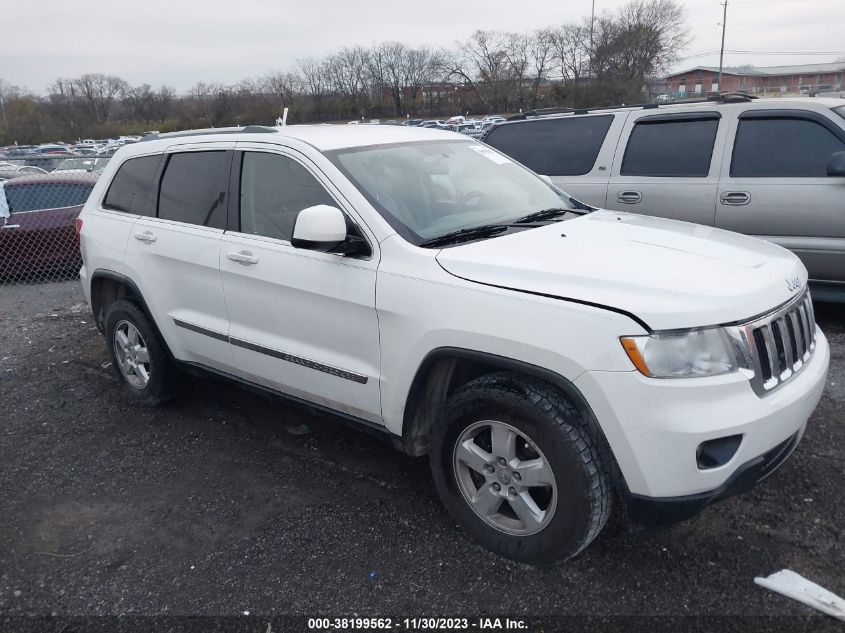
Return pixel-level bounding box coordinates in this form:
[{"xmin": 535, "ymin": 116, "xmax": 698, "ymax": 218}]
[{"xmin": 718, "ymin": 0, "xmax": 728, "ymax": 91}]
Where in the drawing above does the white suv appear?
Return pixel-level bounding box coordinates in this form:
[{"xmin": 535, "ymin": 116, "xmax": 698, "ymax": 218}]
[{"xmin": 78, "ymin": 124, "xmax": 829, "ymax": 563}]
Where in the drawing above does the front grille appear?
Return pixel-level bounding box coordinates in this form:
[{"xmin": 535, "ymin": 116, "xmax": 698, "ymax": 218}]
[{"xmin": 731, "ymin": 289, "xmax": 816, "ymax": 397}]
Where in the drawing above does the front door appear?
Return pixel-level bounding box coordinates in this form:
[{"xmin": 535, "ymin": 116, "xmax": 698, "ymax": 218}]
[
  {"xmin": 220, "ymin": 146, "xmax": 382, "ymax": 423},
  {"xmin": 716, "ymin": 109, "xmax": 845, "ymax": 284}
]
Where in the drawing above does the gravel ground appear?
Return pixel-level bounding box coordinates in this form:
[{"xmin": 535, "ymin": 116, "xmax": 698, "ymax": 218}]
[{"xmin": 0, "ymin": 280, "xmax": 842, "ymax": 631}]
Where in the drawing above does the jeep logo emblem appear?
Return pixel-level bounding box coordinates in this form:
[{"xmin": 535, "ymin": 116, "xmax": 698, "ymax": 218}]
[{"xmin": 786, "ymin": 277, "xmax": 802, "ymax": 292}]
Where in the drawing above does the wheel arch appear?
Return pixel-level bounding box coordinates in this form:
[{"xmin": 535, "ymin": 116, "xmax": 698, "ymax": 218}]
[
  {"xmin": 401, "ymin": 348, "xmax": 620, "ymax": 474},
  {"xmin": 89, "ymin": 270, "xmax": 173, "ymax": 358}
]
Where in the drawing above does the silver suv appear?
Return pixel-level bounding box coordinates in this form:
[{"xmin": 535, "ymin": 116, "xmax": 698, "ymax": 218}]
[{"xmin": 484, "ymin": 95, "xmax": 845, "ymax": 300}]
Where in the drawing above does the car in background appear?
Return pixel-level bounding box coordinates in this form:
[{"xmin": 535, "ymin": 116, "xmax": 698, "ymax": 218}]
[
  {"xmin": 655, "ymin": 94, "xmax": 673, "ymax": 103},
  {"xmin": 54, "ymin": 157, "xmax": 111, "ymax": 174},
  {"xmin": 30, "ymin": 144, "xmax": 70, "ymax": 155},
  {"xmin": 483, "ymin": 95, "xmax": 845, "ymax": 300},
  {"xmin": 0, "ymin": 162, "xmax": 47, "ymax": 180},
  {"xmin": 403, "ymin": 119, "xmax": 425, "ymax": 126},
  {"xmin": 0, "ymin": 173, "xmax": 96, "ymax": 278},
  {"xmin": 421, "ymin": 120, "xmax": 447, "ymax": 128}
]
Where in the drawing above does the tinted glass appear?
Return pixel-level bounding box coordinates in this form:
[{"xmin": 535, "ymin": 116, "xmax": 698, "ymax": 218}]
[
  {"xmin": 103, "ymin": 155, "xmax": 161, "ymax": 215},
  {"xmin": 731, "ymin": 117, "xmax": 845, "ymax": 177},
  {"xmin": 835, "ymin": 106, "xmax": 845, "ymax": 122},
  {"xmin": 158, "ymin": 151, "xmax": 228, "ymax": 228},
  {"xmin": 239, "ymin": 152, "xmax": 335, "ymax": 241},
  {"xmin": 621, "ymin": 117, "xmax": 719, "ymax": 177},
  {"xmin": 485, "ymin": 115, "xmax": 613, "ymax": 176},
  {"xmin": 5, "ymin": 183, "xmax": 93, "ymax": 213}
]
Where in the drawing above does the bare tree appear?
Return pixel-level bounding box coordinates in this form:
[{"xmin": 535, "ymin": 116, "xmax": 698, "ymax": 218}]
[
  {"xmin": 551, "ymin": 22, "xmax": 591, "ymax": 85},
  {"xmin": 528, "ymin": 29, "xmax": 556, "ymax": 109},
  {"xmin": 298, "ymin": 57, "xmax": 328, "ymax": 118},
  {"xmin": 72, "ymin": 73, "xmax": 128, "ymax": 123}
]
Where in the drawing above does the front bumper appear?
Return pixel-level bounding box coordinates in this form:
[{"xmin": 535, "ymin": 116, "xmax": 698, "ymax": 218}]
[
  {"xmin": 625, "ymin": 428, "xmax": 803, "ymax": 528},
  {"xmin": 574, "ymin": 329, "xmax": 829, "ymax": 500}
]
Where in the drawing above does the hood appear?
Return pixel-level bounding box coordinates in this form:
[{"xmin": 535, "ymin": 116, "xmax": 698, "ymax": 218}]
[{"xmin": 435, "ymin": 210, "xmax": 807, "ymax": 331}]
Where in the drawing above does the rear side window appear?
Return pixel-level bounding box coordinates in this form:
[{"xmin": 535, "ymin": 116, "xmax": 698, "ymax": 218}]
[
  {"xmin": 5, "ymin": 183, "xmax": 93, "ymax": 213},
  {"xmin": 158, "ymin": 151, "xmax": 229, "ymax": 229},
  {"xmin": 731, "ymin": 117, "xmax": 845, "ymax": 177},
  {"xmin": 238, "ymin": 152, "xmax": 335, "ymax": 241},
  {"xmin": 621, "ymin": 117, "xmax": 719, "ymax": 177},
  {"xmin": 484, "ymin": 115, "xmax": 613, "ymax": 176},
  {"xmin": 103, "ymin": 155, "xmax": 160, "ymax": 215}
]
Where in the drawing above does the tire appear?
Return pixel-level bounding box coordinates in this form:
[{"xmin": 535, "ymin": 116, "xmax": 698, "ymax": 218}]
[
  {"xmin": 103, "ymin": 299, "xmax": 179, "ymax": 406},
  {"xmin": 430, "ymin": 372, "xmax": 612, "ymax": 564}
]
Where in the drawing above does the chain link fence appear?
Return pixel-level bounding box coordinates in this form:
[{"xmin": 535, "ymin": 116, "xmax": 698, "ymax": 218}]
[{"xmin": 0, "ymin": 152, "xmax": 108, "ymax": 284}]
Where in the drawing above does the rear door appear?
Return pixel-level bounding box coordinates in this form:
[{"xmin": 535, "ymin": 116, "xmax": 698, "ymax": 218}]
[
  {"xmin": 124, "ymin": 143, "xmax": 237, "ymax": 372},
  {"xmin": 716, "ymin": 108, "xmax": 845, "ymax": 283},
  {"xmin": 483, "ymin": 113, "xmax": 621, "ymax": 207},
  {"xmin": 607, "ymin": 111, "xmax": 726, "ymax": 225},
  {"xmin": 220, "ymin": 144, "xmax": 382, "ymax": 423}
]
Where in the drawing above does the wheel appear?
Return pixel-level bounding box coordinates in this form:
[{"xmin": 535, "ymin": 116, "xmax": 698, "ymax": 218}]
[
  {"xmin": 430, "ymin": 372, "xmax": 612, "ymax": 564},
  {"xmin": 103, "ymin": 299, "xmax": 179, "ymax": 406}
]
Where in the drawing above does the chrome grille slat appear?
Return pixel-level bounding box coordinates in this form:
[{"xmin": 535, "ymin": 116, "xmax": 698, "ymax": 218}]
[
  {"xmin": 733, "ymin": 288, "xmax": 816, "ymax": 397},
  {"xmin": 788, "ymin": 310, "xmax": 805, "ymax": 366}
]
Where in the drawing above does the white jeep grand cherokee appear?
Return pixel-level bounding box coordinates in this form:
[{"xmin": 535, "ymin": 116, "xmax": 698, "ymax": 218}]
[{"xmin": 78, "ymin": 125, "xmax": 829, "ymax": 563}]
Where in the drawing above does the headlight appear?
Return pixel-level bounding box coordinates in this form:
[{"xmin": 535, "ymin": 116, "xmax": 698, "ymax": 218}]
[{"xmin": 620, "ymin": 328, "xmax": 738, "ymax": 378}]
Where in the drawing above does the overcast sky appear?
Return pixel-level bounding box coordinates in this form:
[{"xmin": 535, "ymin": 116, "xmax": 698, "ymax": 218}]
[{"xmin": 3, "ymin": 0, "xmax": 843, "ymax": 93}]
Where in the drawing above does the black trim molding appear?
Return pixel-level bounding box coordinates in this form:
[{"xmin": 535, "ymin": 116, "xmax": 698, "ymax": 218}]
[{"xmin": 172, "ymin": 318, "xmax": 368, "ymax": 384}]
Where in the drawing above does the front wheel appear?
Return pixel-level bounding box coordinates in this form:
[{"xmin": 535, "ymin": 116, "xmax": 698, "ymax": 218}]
[{"xmin": 430, "ymin": 373, "xmax": 612, "ymax": 564}]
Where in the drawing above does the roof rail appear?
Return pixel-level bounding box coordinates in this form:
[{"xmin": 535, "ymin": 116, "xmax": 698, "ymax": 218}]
[
  {"xmin": 139, "ymin": 125, "xmax": 277, "ymax": 142},
  {"xmin": 706, "ymin": 91, "xmax": 758, "ymax": 103}
]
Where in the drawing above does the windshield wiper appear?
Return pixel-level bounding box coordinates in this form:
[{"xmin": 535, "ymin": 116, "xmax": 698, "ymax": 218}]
[
  {"xmin": 418, "ymin": 223, "xmax": 510, "ymax": 248},
  {"xmin": 513, "ymin": 207, "xmax": 572, "ymax": 224}
]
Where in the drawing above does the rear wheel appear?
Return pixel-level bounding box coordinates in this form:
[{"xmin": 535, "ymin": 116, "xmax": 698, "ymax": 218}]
[
  {"xmin": 104, "ymin": 299, "xmax": 179, "ymax": 405},
  {"xmin": 430, "ymin": 372, "xmax": 612, "ymax": 564}
]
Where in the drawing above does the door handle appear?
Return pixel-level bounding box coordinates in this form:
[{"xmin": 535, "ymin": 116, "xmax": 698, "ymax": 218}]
[
  {"xmin": 617, "ymin": 190, "xmax": 642, "ymax": 204},
  {"xmin": 227, "ymin": 250, "xmax": 259, "ymax": 265},
  {"xmin": 134, "ymin": 231, "xmax": 157, "ymax": 243},
  {"xmin": 720, "ymin": 191, "xmax": 750, "ymax": 205}
]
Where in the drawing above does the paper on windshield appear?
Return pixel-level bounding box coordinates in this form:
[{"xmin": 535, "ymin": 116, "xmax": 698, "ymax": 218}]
[
  {"xmin": 0, "ymin": 182, "xmax": 9, "ymax": 220},
  {"xmin": 469, "ymin": 145, "xmax": 512, "ymax": 165}
]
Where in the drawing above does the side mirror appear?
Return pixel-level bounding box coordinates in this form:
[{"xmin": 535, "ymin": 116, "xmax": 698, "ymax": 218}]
[
  {"xmin": 828, "ymin": 151, "xmax": 845, "ymax": 177},
  {"xmin": 291, "ymin": 205, "xmax": 348, "ymax": 252}
]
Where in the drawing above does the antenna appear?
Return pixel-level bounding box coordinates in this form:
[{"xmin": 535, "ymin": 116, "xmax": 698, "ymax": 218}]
[{"xmin": 718, "ymin": 1, "xmax": 728, "ymax": 90}]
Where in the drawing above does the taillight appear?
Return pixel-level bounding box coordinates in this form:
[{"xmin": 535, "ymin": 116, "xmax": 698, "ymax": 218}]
[{"xmin": 74, "ymin": 217, "xmax": 83, "ymax": 236}]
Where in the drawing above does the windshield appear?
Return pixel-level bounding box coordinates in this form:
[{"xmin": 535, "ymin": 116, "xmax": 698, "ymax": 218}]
[{"xmin": 328, "ymin": 140, "xmax": 574, "ymax": 245}]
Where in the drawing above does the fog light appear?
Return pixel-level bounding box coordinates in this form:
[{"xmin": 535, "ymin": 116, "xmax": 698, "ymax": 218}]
[{"xmin": 696, "ymin": 434, "xmax": 743, "ymax": 470}]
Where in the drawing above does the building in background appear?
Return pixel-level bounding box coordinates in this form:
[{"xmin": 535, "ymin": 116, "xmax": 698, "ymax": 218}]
[{"xmin": 664, "ymin": 61, "xmax": 845, "ymax": 98}]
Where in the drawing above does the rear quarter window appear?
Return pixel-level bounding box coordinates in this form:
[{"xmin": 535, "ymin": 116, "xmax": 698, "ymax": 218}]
[
  {"xmin": 103, "ymin": 155, "xmax": 162, "ymax": 215},
  {"xmin": 484, "ymin": 115, "xmax": 613, "ymax": 176}
]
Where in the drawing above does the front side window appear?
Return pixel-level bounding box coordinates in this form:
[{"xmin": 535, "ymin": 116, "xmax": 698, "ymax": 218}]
[
  {"xmin": 238, "ymin": 152, "xmax": 335, "ymax": 241},
  {"xmin": 103, "ymin": 155, "xmax": 161, "ymax": 215},
  {"xmin": 158, "ymin": 151, "xmax": 228, "ymax": 228},
  {"xmin": 328, "ymin": 140, "xmax": 575, "ymax": 244},
  {"xmin": 731, "ymin": 116, "xmax": 845, "ymax": 177},
  {"xmin": 485, "ymin": 115, "xmax": 613, "ymax": 176},
  {"xmin": 621, "ymin": 117, "xmax": 719, "ymax": 177}
]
